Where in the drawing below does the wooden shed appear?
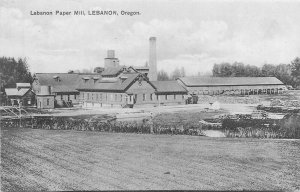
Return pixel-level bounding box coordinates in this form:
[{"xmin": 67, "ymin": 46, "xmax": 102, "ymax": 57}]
[{"xmin": 5, "ymin": 88, "xmax": 35, "ymax": 107}]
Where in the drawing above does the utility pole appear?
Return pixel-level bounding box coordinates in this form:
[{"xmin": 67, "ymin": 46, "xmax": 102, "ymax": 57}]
[
  {"xmin": 19, "ymin": 100, "xmax": 22, "ymax": 127},
  {"xmin": 158, "ymin": 95, "xmax": 160, "ymax": 107},
  {"xmin": 150, "ymin": 112, "xmax": 154, "ymax": 134}
]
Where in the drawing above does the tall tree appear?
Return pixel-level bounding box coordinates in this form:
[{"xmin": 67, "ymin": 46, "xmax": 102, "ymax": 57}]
[
  {"xmin": 0, "ymin": 57, "xmax": 33, "ymax": 105},
  {"xmin": 212, "ymin": 64, "xmax": 221, "ymax": 77},
  {"xmin": 171, "ymin": 67, "xmax": 182, "ymax": 80},
  {"xmin": 0, "ymin": 57, "xmax": 33, "ymax": 91},
  {"xmin": 291, "ymin": 57, "xmax": 300, "ymax": 88},
  {"xmin": 262, "ymin": 64, "xmax": 276, "ymax": 76},
  {"xmin": 157, "ymin": 70, "xmax": 170, "ymax": 81},
  {"xmin": 275, "ymin": 64, "xmax": 293, "ymax": 86},
  {"xmin": 232, "ymin": 62, "xmax": 245, "ymax": 77},
  {"xmin": 93, "ymin": 67, "xmax": 105, "ymax": 73},
  {"xmin": 220, "ymin": 63, "xmax": 233, "ymax": 77},
  {"xmin": 180, "ymin": 67, "xmax": 186, "ymax": 77},
  {"xmin": 212, "ymin": 61, "xmax": 296, "ymax": 85}
]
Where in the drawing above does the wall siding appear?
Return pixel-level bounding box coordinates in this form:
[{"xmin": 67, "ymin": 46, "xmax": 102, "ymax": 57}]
[
  {"xmin": 55, "ymin": 93, "xmax": 80, "ymax": 103},
  {"xmin": 126, "ymin": 80, "xmax": 159, "ymax": 105},
  {"xmin": 177, "ymin": 81, "xmax": 286, "ymax": 95},
  {"xmin": 80, "ymin": 80, "xmax": 186, "ymax": 107},
  {"xmin": 36, "ymin": 96, "xmax": 55, "ymax": 109},
  {"xmin": 81, "ymin": 92, "xmax": 126, "ymax": 106}
]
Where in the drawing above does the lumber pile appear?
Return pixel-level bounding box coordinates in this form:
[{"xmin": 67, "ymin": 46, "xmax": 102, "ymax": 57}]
[
  {"xmin": 270, "ymin": 99, "xmax": 300, "ymax": 108},
  {"xmin": 197, "ymin": 95, "xmax": 260, "ymax": 104}
]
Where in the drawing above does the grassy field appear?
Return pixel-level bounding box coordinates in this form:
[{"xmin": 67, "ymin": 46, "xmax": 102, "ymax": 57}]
[{"xmin": 1, "ymin": 127, "xmax": 299, "ymax": 191}]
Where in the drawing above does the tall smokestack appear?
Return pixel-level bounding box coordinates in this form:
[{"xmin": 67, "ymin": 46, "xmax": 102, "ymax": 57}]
[{"xmin": 149, "ymin": 37, "xmax": 157, "ymax": 81}]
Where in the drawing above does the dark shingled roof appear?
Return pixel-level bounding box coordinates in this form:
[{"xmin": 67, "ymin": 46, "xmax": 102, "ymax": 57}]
[
  {"xmin": 5, "ymin": 88, "xmax": 33, "ymax": 97},
  {"xmin": 77, "ymin": 73, "xmax": 142, "ymax": 92},
  {"xmin": 101, "ymin": 65, "xmax": 149, "ymax": 77},
  {"xmin": 16, "ymin": 83, "xmax": 31, "ymax": 88},
  {"xmin": 34, "ymin": 73, "xmax": 102, "ymax": 93},
  {"xmin": 177, "ymin": 77, "xmax": 284, "ymax": 87},
  {"xmin": 132, "ymin": 66, "xmax": 149, "ymax": 70},
  {"xmin": 78, "ymin": 74, "xmax": 187, "ymax": 94},
  {"xmin": 151, "ymin": 81, "xmax": 187, "ymax": 94},
  {"xmin": 101, "ymin": 66, "xmax": 125, "ymax": 76},
  {"xmin": 35, "ymin": 72, "xmax": 188, "ymax": 94}
]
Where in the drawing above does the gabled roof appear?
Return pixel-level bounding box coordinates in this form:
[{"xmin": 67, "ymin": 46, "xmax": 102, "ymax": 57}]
[
  {"xmin": 101, "ymin": 66, "xmax": 125, "ymax": 76},
  {"xmin": 77, "ymin": 73, "xmax": 141, "ymax": 92},
  {"xmin": 77, "ymin": 73, "xmax": 186, "ymax": 94},
  {"xmin": 177, "ymin": 77, "xmax": 284, "ymax": 87},
  {"xmin": 132, "ymin": 66, "xmax": 149, "ymax": 70},
  {"xmin": 151, "ymin": 81, "xmax": 187, "ymax": 94},
  {"xmin": 100, "ymin": 65, "xmax": 148, "ymax": 76},
  {"xmin": 34, "ymin": 73, "xmax": 102, "ymax": 93},
  {"xmin": 121, "ymin": 73, "xmax": 157, "ymax": 91},
  {"xmin": 5, "ymin": 88, "xmax": 33, "ymax": 97},
  {"xmin": 77, "ymin": 72, "xmax": 157, "ymax": 92},
  {"xmin": 16, "ymin": 83, "xmax": 31, "ymax": 88}
]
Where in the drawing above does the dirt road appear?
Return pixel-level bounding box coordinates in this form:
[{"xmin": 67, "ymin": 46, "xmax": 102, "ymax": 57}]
[{"xmin": 32, "ymin": 103, "xmax": 254, "ymax": 120}]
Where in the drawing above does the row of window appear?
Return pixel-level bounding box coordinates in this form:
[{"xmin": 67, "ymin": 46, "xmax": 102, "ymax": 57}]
[
  {"xmin": 191, "ymin": 88, "xmax": 280, "ymax": 95},
  {"xmin": 84, "ymin": 93, "xmax": 116, "ymax": 102},
  {"xmin": 58, "ymin": 94, "xmax": 77, "ymax": 101},
  {"xmin": 142, "ymin": 94, "xmax": 184, "ymax": 101},
  {"xmin": 83, "ymin": 93, "xmax": 185, "ymax": 102}
]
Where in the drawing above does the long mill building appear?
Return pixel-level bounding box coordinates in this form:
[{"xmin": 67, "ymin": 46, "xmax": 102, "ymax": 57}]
[{"xmin": 31, "ymin": 37, "xmax": 285, "ymax": 109}]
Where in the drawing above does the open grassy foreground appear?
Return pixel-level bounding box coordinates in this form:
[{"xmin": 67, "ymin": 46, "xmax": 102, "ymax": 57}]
[{"xmin": 1, "ymin": 128, "xmax": 300, "ymax": 191}]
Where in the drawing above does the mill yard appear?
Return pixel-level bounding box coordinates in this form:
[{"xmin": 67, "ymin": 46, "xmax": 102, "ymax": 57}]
[
  {"xmin": 2, "ymin": 0, "xmax": 300, "ymax": 189},
  {"xmin": 1, "ymin": 126, "xmax": 300, "ymax": 191},
  {"xmin": 1, "ymin": 92, "xmax": 300, "ymax": 191}
]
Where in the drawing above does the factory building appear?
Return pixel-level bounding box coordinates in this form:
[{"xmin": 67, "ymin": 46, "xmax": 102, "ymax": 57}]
[
  {"xmin": 31, "ymin": 37, "xmax": 287, "ymax": 109},
  {"xmin": 177, "ymin": 77, "xmax": 286, "ymax": 96},
  {"xmin": 32, "ymin": 73, "xmax": 102, "ymax": 108},
  {"xmin": 31, "ymin": 37, "xmax": 155, "ymax": 109},
  {"xmin": 77, "ymin": 69, "xmax": 187, "ymax": 108}
]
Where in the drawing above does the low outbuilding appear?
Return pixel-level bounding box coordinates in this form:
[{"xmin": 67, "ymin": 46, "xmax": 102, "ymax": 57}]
[
  {"xmin": 5, "ymin": 87, "xmax": 35, "ymax": 107},
  {"xmin": 77, "ymin": 72, "xmax": 188, "ymax": 108}
]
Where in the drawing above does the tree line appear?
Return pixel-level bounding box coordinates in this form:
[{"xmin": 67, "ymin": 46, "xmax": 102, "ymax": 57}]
[
  {"xmin": 0, "ymin": 57, "xmax": 33, "ymax": 92},
  {"xmin": 212, "ymin": 57, "xmax": 300, "ymax": 88},
  {"xmin": 157, "ymin": 67, "xmax": 186, "ymax": 81},
  {"xmin": 1, "ymin": 56, "xmax": 299, "ymax": 91}
]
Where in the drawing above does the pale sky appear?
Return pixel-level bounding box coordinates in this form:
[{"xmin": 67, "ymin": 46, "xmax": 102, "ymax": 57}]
[{"xmin": 1, "ymin": 0, "xmax": 300, "ymax": 75}]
